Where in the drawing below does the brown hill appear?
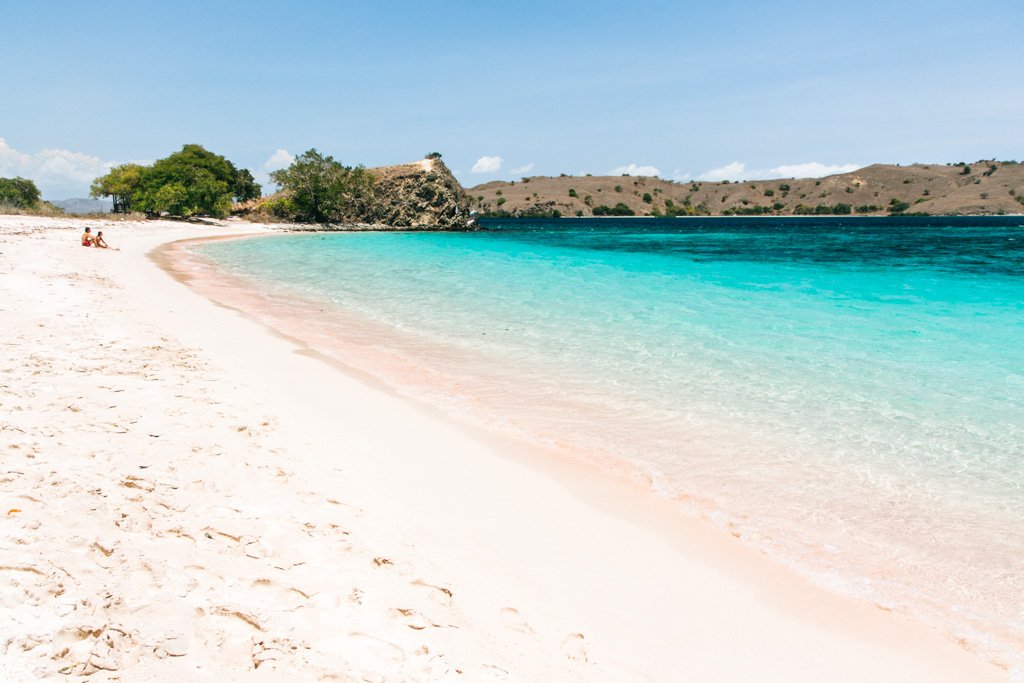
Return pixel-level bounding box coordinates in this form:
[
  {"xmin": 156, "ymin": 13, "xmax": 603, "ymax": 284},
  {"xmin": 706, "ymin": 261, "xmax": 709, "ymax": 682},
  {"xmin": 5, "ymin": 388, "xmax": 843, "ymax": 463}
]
[{"xmin": 468, "ymin": 161, "xmax": 1024, "ymax": 217}]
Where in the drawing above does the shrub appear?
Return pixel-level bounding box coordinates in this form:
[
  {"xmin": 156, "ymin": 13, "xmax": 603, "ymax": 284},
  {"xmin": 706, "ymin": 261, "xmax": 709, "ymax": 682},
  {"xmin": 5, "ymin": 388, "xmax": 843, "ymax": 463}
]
[
  {"xmin": 496, "ymin": 197, "xmax": 506, "ymax": 206},
  {"xmin": 642, "ymin": 192, "xmax": 653, "ymax": 203},
  {"xmin": 614, "ymin": 185, "xmax": 623, "ymax": 192},
  {"xmin": 575, "ymin": 210, "xmax": 584, "ymax": 217},
  {"xmin": 591, "ymin": 202, "xmax": 635, "ymax": 216},
  {"xmin": 772, "ymin": 202, "xmax": 785, "ymax": 210},
  {"xmin": 960, "ymin": 165, "xmax": 972, "ymax": 175},
  {"xmin": 425, "ymin": 152, "xmax": 442, "ymax": 159},
  {"xmin": 568, "ymin": 188, "xmax": 578, "ymax": 198},
  {"xmin": 730, "ymin": 204, "xmax": 770, "ymax": 215},
  {"xmin": 832, "ymin": 203, "xmax": 852, "ymax": 214},
  {"xmin": 778, "ymin": 184, "xmax": 791, "ymax": 191},
  {"xmin": 855, "ymin": 204, "xmax": 879, "ymax": 213},
  {"xmin": 889, "ymin": 198, "xmax": 910, "ymax": 213},
  {"xmin": 764, "ymin": 189, "xmax": 774, "ymax": 197}
]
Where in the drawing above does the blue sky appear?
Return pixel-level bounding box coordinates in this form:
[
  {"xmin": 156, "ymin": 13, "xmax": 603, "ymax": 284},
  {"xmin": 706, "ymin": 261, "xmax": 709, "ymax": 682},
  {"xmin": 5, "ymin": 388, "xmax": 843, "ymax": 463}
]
[{"xmin": 1, "ymin": 0, "xmax": 1021, "ymax": 198}]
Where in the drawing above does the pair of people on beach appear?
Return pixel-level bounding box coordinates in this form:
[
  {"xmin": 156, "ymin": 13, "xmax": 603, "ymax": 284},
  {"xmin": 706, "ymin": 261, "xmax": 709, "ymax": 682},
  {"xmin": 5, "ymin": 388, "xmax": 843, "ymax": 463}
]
[{"xmin": 80, "ymin": 227, "xmax": 109, "ymax": 249}]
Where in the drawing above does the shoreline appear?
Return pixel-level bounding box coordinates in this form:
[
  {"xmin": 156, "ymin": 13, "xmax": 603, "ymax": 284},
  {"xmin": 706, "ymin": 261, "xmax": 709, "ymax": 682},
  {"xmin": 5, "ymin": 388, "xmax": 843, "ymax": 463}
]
[{"xmin": 0, "ymin": 215, "xmax": 1009, "ymax": 680}]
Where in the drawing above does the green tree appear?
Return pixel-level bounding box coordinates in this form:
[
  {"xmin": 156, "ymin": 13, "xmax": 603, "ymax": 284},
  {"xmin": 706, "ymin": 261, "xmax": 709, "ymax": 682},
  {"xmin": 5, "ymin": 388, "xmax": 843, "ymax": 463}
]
[
  {"xmin": 233, "ymin": 168, "xmax": 261, "ymax": 202},
  {"xmin": 270, "ymin": 149, "xmax": 374, "ymax": 223},
  {"xmin": 889, "ymin": 198, "xmax": 910, "ymax": 213},
  {"xmin": 592, "ymin": 202, "xmax": 635, "ymax": 216},
  {"xmin": 90, "ymin": 163, "xmax": 145, "ymax": 212},
  {"xmin": 0, "ymin": 176, "xmax": 42, "ymax": 209},
  {"xmin": 90, "ymin": 144, "xmax": 259, "ymax": 217}
]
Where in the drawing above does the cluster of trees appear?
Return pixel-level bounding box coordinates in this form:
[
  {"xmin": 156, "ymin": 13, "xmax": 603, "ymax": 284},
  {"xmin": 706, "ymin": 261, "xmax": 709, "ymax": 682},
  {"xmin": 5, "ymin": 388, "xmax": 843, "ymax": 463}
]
[
  {"xmin": 262, "ymin": 149, "xmax": 374, "ymax": 223},
  {"xmin": 660, "ymin": 198, "xmax": 710, "ymax": 216},
  {"xmin": 592, "ymin": 202, "xmax": 635, "ymax": 216},
  {"xmin": 91, "ymin": 145, "xmax": 260, "ymax": 217},
  {"xmin": 0, "ymin": 176, "xmax": 42, "ymax": 209},
  {"xmin": 792, "ymin": 203, "xmax": 853, "ymax": 215}
]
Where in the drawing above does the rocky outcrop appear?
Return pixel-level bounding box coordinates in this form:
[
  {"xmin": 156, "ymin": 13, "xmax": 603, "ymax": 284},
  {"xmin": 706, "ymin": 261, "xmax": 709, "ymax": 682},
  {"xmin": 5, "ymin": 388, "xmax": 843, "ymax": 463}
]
[
  {"xmin": 238, "ymin": 157, "xmax": 475, "ymax": 230},
  {"xmin": 363, "ymin": 158, "xmax": 473, "ymax": 229}
]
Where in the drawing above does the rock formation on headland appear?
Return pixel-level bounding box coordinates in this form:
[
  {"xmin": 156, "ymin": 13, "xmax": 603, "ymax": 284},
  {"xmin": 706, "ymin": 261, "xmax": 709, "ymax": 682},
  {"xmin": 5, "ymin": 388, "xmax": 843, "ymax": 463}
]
[
  {"xmin": 240, "ymin": 157, "xmax": 474, "ymax": 230},
  {"xmin": 468, "ymin": 160, "xmax": 1024, "ymax": 217},
  {"xmin": 362, "ymin": 158, "xmax": 473, "ymax": 229}
]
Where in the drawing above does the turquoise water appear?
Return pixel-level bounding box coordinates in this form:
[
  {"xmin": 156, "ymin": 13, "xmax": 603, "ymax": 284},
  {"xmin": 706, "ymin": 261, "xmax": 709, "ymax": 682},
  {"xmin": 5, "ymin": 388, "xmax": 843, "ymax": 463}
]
[{"xmin": 197, "ymin": 217, "xmax": 1024, "ymax": 668}]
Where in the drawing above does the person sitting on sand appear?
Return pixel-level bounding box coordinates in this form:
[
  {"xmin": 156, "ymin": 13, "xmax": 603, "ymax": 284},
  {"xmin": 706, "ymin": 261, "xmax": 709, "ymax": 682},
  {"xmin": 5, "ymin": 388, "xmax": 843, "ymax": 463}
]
[
  {"xmin": 81, "ymin": 227, "xmax": 94, "ymax": 247},
  {"xmin": 94, "ymin": 231, "xmax": 109, "ymax": 249}
]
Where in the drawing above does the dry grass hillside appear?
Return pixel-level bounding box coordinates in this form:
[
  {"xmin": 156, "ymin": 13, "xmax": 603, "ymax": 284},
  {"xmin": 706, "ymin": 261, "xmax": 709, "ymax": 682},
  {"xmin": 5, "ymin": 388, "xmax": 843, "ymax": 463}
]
[{"xmin": 468, "ymin": 161, "xmax": 1024, "ymax": 217}]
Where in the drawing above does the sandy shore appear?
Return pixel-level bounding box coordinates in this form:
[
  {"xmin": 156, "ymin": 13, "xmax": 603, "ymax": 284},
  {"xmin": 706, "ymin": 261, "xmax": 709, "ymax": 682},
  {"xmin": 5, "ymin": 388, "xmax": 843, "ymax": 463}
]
[{"xmin": 0, "ymin": 215, "xmax": 1007, "ymax": 681}]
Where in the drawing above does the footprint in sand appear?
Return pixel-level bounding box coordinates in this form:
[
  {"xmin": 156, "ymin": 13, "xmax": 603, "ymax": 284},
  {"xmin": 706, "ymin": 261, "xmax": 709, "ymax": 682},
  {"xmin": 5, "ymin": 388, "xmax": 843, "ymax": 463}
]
[
  {"xmin": 499, "ymin": 606, "xmax": 534, "ymax": 634},
  {"xmin": 560, "ymin": 632, "xmax": 588, "ymax": 662},
  {"xmin": 411, "ymin": 579, "xmax": 454, "ymax": 607},
  {"xmin": 391, "ymin": 607, "xmax": 440, "ymax": 630},
  {"xmin": 344, "ymin": 632, "xmax": 406, "ymax": 674}
]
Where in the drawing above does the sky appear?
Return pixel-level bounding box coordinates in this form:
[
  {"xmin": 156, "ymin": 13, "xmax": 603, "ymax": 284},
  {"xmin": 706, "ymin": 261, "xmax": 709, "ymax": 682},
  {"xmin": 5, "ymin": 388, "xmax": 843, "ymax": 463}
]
[{"xmin": 1, "ymin": 0, "xmax": 1021, "ymax": 199}]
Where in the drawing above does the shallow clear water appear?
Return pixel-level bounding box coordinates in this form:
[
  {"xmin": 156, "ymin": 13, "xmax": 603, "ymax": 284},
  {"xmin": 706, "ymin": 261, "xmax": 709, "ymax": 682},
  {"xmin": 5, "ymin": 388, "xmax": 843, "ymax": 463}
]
[{"xmin": 197, "ymin": 216, "xmax": 1024, "ymax": 668}]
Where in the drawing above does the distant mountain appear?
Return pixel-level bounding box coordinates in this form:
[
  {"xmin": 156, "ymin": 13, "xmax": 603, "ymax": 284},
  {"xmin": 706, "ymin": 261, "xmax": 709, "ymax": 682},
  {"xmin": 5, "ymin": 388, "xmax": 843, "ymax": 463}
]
[
  {"xmin": 468, "ymin": 161, "xmax": 1024, "ymax": 217},
  {"xmin": 51, "ymin": 198, "xmax": 113, "ymax": 215}
]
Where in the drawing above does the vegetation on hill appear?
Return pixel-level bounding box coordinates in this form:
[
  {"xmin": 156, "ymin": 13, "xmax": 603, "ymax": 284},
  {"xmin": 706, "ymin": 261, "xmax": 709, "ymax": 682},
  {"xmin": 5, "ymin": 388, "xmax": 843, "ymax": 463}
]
[
  {"xmin": 90, "ymin": 144, "xmax": 260, "ymax": 218},
  {"xmin": 469, "ymin": 160, "xmax": 1024, "ymax": 218}
]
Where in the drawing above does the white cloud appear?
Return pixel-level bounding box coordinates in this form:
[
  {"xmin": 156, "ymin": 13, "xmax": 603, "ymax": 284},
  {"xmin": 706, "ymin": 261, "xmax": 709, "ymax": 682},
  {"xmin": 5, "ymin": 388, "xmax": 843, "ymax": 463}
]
[
  {"xmin": 471, "ymin": 155, "xmax": 502, "ymax": 173},
  {"xmin": 696, "ymin": 161, "xmax": 746, "ymax": 182},
  {"xmin": 610, "ymin": 163, "xmax": 661, "ymax": 177},
  {"xmin": 263, "ymin": 148, "xmax": 294, "ymax": 172},
  {"xmin": 696, "ymin": 161, "xmax": 860, "ymax": 182},
  {"xmin": 762, "ymin": 162, "xmax": 860, "ymax": 178},
  {"xmin": 509, "ymin": 163, "xmax": 534, "ymax": 175},
  {"xmin": 0, "ymin": 137, "xmax": 117, "ymax": 199}
]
